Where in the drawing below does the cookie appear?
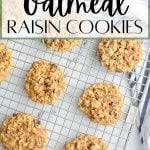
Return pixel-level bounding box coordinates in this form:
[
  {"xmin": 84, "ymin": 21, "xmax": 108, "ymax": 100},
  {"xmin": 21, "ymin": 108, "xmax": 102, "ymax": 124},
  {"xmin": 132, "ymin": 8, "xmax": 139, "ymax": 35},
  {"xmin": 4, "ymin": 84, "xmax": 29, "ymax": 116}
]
[
  {"xmin": 25, "ymin": 60, "xmax": 65, "ymax": 104},
  {"xmin": 42, "ymin": 39, "xmax": 80, "ymax": 52},
  {"xmin": 63, "ymin": 133, "xmax": 107, "ymax": 150},
  {"xmin": 97, "ymin": 39, "xmax": 142, "ymax": 72},
  {"xmin": 0, "ymin": 113, "xmax": 47, "ymax": 150},
  {"xmin": 0, "ymin": 43, "xmax": 12, "ymax": 82},
  {"xmin": 78, "ymin": 83, "xmax": 122, "ymax": 125}
]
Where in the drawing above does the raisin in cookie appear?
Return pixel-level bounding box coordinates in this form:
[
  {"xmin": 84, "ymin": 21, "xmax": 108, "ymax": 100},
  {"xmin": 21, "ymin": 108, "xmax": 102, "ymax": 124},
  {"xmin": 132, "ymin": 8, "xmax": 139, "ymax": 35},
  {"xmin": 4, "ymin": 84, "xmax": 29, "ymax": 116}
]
[
  {"xmin": 97, "ymin": 39, "xmax": 142, "ymax": 72},
  {"xmin": 25, "ymin": 60, "xmax": 65, "ymax": 104},
  {"xmin": 78, "ymin": 83, "xmax": 122, "ymax": 125},
  {"xmin": 42, "ymin": 39, "xmax": 80, "ymax": 52},
  {"xmin": 0, "ymin": 113, "xmax": 47, "ymax": 150},
  {"xmin": 63, "ymin": 133, "xmax": 107, "ymax": 150},
  {"xmin": 0, "ymin": 43, "xmax": 12, "ymax": 82}
]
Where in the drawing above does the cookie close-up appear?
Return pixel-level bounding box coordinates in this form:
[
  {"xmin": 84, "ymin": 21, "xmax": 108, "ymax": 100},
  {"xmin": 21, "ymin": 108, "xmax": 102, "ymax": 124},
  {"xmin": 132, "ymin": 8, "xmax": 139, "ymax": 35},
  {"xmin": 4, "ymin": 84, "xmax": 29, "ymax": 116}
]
[
  {"xmin": 0, "ymin": 43, "xmax": 12, "ymax": 82},
  {"xmin": 0, "ymin": 113, "xmax": 47, "ymax": 150},
  {"xmin": 25, "ymin": 60, "xmax": 65, "ymax": 104},
  {"xmin": 42, "ymin": 39, "xmax": 80, "ymax": 52},
  {"xmin": 63, "ymin": 133, "xmax": 107, "ymax": 150},
  {"xmin": 97, "ymin": 39, "xmax": 142, "ymax": 72},
  {"xmin": 78, "ymin": 83, "xmax": 123, "ymax": 125}
]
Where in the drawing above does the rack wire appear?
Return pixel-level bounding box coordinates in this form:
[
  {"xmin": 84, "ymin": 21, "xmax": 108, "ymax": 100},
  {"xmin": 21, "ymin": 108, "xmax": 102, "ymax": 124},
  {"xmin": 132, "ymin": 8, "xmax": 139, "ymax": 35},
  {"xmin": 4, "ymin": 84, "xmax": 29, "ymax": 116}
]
[{"xmin": 0, "ymin": 39, "xmax": 149, "ymax": 150}]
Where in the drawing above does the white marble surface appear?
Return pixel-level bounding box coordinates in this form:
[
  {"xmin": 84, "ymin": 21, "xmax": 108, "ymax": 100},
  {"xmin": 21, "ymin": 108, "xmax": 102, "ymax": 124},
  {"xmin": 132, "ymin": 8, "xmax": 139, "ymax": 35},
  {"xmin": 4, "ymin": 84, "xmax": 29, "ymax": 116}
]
[{"xmin": 126, "ymin": 125, "xmax": 143, "ymax": 150}]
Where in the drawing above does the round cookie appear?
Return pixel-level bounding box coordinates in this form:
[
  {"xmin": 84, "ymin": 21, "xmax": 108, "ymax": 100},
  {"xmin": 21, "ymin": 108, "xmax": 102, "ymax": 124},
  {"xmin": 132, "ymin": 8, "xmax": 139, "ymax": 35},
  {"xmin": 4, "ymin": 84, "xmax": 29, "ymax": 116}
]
[
  {"xmin": 42, "ymin": 39, "xmax": 80, "ymax": 52},
  {"xmin": 25, "ymin": 60, "xmax": 65, "ymax": 104},
  {"xmin": 78, "ymin": 83, "xmax": 122, "ymax": 125},
  {"xmin": 97, "ymin": 39, "xmax": 142, "ymax": 72},
  {"xmin": 0, "ymin": 43, "xmax": 12, "ymax": 82},
  {"xmin": 63, "ymin": 133, "xmax": 107, "ymax": 150},
  {"xmin": 0, "ymin": 113, "xmax": 47, "ymax": 150}
]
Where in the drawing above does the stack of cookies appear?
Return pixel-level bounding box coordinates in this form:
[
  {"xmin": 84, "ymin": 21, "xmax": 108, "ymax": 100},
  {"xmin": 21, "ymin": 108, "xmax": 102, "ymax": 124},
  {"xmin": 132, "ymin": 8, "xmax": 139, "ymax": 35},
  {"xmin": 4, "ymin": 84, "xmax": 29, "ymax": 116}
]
[{"xmin": 0, "ymin": 39, "xmax": 142, "ymax": 150}]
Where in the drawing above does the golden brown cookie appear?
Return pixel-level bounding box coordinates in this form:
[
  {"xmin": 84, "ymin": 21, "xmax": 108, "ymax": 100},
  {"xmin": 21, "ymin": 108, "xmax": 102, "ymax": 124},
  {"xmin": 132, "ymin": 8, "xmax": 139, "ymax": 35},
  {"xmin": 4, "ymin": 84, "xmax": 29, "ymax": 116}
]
[
  {"xmin": 78, "ymin": 83, "xmax": 122, "ymax": 125},
  {"xmin": 0, "ymin": 43, "xmax": 12, "ymax": 82},
  {"xmin": 63, "ymin": 133, "xmax": 107, "ymax": 150},
  {"xmin": 25, "ymin": 60, "xmax": 65, "ymax": 104},
  {"xmin": 97, "ymin": 39, "xmax": 142, "ymax": 72},
  {"xmin": 42, "ymin": 39, "xmax": 80, "ymax": 52},
  {"xmin": 0, "ymin": 113, "xmax": 47, "ymax": 150}
]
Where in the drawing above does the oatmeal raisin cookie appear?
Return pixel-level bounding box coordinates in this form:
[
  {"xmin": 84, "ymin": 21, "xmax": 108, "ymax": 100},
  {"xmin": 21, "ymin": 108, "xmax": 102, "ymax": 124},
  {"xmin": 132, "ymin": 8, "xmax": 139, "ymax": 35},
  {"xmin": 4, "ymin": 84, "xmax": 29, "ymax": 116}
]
[
  {"xmin": 78, "ymin": 83, "xmax": 122, "ymax": 125},
  {"xmin": 63, "ymin": 133, "xmax": 107, "ymax": 150},
  {"xmin": 25, "ymin": 60, "xmax": 65, "ymax": 104},
  {"xmin": 0, "ymin": 113, "xmax": 47, "ymax": 150},
  {"xmin": 42, "ymin": 39, "xmax": 80, "ymax": 52},
  {"xmin": 97, "ymin": 39, "xmax": 142, "ymax": 72},
  {"xmin": 0, "ymin": 43, "xmax": 12, "ymax": 82}
]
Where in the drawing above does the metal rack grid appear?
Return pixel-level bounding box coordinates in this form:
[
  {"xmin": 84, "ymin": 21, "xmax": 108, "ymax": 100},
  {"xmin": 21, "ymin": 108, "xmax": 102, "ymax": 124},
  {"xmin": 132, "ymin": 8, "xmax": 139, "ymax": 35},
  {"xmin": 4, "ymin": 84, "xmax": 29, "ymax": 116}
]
[{"xmin": 0, "ymin": 39, "xmax": 149, "ymax": 150}]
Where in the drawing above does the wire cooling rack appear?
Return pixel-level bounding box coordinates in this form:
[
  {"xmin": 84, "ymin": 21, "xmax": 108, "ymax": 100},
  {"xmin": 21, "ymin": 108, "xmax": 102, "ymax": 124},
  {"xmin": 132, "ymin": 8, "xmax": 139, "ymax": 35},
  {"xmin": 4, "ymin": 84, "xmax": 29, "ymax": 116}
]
[{"xmin": 0, "ymin": 39, "xmax": 149, "ymax": 150}]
